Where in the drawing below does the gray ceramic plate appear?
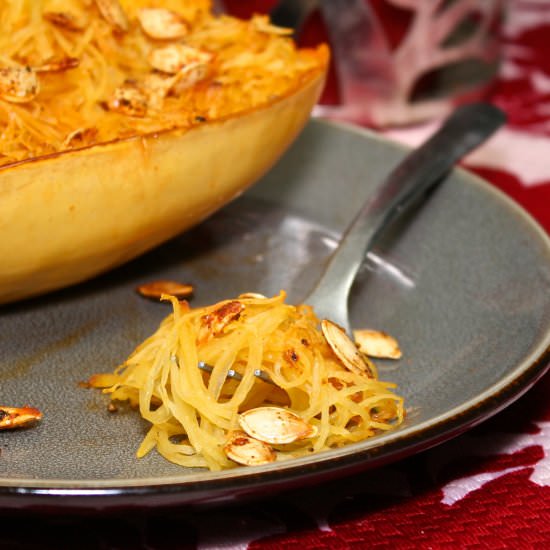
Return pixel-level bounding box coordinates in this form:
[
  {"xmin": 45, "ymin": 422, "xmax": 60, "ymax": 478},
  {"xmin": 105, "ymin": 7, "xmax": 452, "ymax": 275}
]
[{"xmin": 1, "ymin": 119, "xmax": 549, "ymax": 510}]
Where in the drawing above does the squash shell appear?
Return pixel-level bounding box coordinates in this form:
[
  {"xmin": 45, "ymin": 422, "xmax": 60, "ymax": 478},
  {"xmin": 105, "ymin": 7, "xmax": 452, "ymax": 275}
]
[{"xmin": 0, "ymin": 68, "xmax": 326, "ymax": 304}]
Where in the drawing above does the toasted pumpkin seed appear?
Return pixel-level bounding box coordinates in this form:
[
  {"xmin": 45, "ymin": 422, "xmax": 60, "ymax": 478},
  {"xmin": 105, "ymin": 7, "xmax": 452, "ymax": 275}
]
[
  {"xmin": 171, "ymin": 62, "xmax": 210, "ymax": 93},
  {"xmin": 224, "ymin": 430, "xmax": 276, "ymax": 466},
  {"xmin": 0, "ymin": 66, "xmax": 39, "ymax": 103},
  {"xmin": 94, "ymin": 0, "xmax": 128, "ymax": 32},
  {"xmin": 238, "ymin": 292, "xmax": 267, "ymax": 300},
  {"xmin": 148, "ymin": 44, "xmax": 212, "ymax": 75},
  {"xmin": 62, "ymin": 127, "xmax": 98, "ymax": 148},
  {"xmin": 136, "ymin": 280, "xmax": 194, "ymax": 300},
  {"xmin": 142, "ymin": 72, "xmax": 178, "ymax": 110},
  {"xmin": 109, "ymin": 82, "xmax": 148, "ymax": 117},
  {"xmin": 238, "ymin": 406, "xmax": 317, "ymax": 445},
  {"xmin": 354, "ymin": 329, "xmax": 402, "ymax": 359},
  {"xmin": 0, "ymin": 406, "xmax": 42, "ymax": 430},
  {"xmin": 137, "ymin": 8, "xmax": 189, "ymax": 40},
  {"xmin": 321, "ymin": 319, "xmax": 374, "ymax": 377}
]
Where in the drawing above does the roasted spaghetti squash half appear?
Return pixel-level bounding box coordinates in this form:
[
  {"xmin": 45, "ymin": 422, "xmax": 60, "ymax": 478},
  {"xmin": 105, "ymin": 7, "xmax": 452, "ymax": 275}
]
[{"xmin": 0, "ymin": 0, "xmax": 328, "ymax": 304}]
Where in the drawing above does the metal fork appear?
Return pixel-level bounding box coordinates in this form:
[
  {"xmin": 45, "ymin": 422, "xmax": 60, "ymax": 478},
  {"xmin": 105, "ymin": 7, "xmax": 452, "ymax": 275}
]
[
  {"xmin": 303, "ymin": 102, "xmax": 505, "ymax": 335},
  {"xmin": 200, "ymin": 102, "xmax": 505, "ymax": 383}
]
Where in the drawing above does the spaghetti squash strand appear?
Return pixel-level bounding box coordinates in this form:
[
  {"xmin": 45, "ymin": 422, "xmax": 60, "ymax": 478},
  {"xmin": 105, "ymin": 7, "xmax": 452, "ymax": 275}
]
[
  {"xmin": 90, "ymin": 291, "xmax": 404, "ymax": 470},
  {"xmin": 0, "ymin": 0, "xmax": 328, "ymax": 167}
]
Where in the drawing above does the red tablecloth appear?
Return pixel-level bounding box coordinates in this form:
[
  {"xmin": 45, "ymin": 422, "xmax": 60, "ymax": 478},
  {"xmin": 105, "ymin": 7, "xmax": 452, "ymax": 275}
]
[{"xmin": 3, "ymin": 1, "xmax": 550, "ymax": 548}]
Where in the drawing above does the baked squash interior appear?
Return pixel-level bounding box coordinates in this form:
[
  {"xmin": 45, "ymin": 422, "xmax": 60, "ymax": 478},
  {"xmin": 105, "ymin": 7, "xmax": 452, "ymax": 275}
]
[{"xmin": 0, "ymin": 0, "xmax": 328, "ymax": 304}]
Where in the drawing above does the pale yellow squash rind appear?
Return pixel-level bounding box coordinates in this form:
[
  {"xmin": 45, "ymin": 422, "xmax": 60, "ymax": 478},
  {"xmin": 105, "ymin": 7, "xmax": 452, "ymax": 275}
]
[{"xmin": 0, "ymin": 70, "xmax": 326, "ymax": 304}]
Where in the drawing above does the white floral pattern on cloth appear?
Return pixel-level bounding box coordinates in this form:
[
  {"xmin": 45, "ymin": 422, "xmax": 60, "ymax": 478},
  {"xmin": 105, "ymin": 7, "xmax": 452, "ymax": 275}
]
[
  {"xmin": 385, "ymin": 122, "xmax": 550, "ymax": 188},
  {"xmin": 438, "ymin": 421, "xmax": 550, "ymax": 506}
]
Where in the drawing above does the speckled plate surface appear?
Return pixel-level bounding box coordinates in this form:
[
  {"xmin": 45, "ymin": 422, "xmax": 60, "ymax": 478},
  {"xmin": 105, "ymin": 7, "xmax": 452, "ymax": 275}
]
[{"xmin": 1, "ymin": 119, "xmax": 549, "ymax": 510}]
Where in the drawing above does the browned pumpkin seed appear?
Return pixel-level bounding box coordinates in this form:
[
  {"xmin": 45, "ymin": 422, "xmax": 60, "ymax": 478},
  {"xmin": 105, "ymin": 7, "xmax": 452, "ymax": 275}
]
[
  {"xmin": 321, "ymin": 319, "xmax": 374, "ymax": 378},
  {"xmin": 62, "ymin": 127, "xmax": 98, "ymax": 148},
  {"xmin": 137, "ymin": 8, "xmax": 189, "ymax": 40},
  {"xmin": 94, "ymin": 0, "xmax": 128, "ymax": 32},
  {"xmin": 136, "ymin": 280, "xmax": 194, "ymax": 300},
  {"xmin": 0, "ymin": 406, "xmax": 42, "ymax": 430},
  {"xmin": 0, "ymin": 66, "xmax": 39, "ymax": 103},
  {"xmin": 108, "ymin": 82, "xmax": 148, "ymax": 116},
  {"xmin": 148, "ymin": 44, "xmax": 212, "ymax": 75},
  {"xmin": 142, "ymin": 72, "xmax": 179, "ymax": 110},
  {"xmin": 224, "ymin": 430, "xmax": 276, "ymax": 466},
  {"xmin": 353, "ymin": 329, "xmax": 402, "ymax": 359},
  {"xmin": 238, "ymin": 406, "xmax": 317, "ymax": 445}
]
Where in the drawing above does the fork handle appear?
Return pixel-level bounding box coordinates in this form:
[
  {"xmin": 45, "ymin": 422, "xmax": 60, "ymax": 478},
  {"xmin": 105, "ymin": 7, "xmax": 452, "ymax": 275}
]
[{"xmin": 304, "ymin": 102, "xmax": 506, "ymax": 328}]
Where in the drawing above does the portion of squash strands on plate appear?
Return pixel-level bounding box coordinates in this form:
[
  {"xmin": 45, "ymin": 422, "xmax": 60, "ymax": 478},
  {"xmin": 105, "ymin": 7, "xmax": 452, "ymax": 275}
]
[{"xmin": 89, "ymin": 290, "xmax": 405, "ymax": 471}]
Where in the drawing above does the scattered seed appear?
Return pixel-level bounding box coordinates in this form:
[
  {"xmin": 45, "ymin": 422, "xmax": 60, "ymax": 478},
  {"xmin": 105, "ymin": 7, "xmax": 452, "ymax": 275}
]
[
  {"xmin": 224, "ymin": 430, "xmax": 276, "ymax": 466},
  {"xmin": 238, "ymin": 292, "xmax": 267, "ymax": 300},
  {"xmin": 238, "ymin": 406, "xmax": 317, "ymax": 445},
  {"xmin": 108, "ymin": 82, "xmax": 148, "ymax": 117},
  {"xmin": 62, "ymin": 127, "xmax": 98, "ymax": 149},
  {"xmin": 142, "ymin": 72, "xmax": 178, "ymax": 110},
  {"xmin": 353, "ymin": 329, "xmax": 402, "ymax": 359},
  {"xmin": 0, "ymin": 406, "xmax": 42, "ymax": 430},
  {"xmin": 137, "ymin": 8, "xmax": 189, "ymax": 40},
  {"xmin": 0, "ymin": 66, "xmax": 39, "ymax": 103},
  {"xmin": 136, "ymin": 280, "xmax": 194, "ymax": 300},
  {"xmin": 148, "ymin": 44, "xmax": 212, "ymax": 75},
  {"xmin": 94, "ymin": 0, "xmax": 129, "ymax": 32},
  {"xmin": 321, "ymin": 319, "xmax": 374, "ymax": 378}
]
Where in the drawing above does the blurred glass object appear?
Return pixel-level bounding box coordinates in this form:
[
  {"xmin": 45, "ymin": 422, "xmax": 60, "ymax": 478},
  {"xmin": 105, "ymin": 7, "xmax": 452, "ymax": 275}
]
[
  {"xmin": 211, "ymin": 0, "xmax": 226, "ymax": 14},
  {"xmin": 271, "ymin": 0, "xmax": 504, "ymax": 127}
]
